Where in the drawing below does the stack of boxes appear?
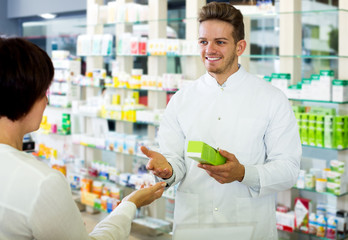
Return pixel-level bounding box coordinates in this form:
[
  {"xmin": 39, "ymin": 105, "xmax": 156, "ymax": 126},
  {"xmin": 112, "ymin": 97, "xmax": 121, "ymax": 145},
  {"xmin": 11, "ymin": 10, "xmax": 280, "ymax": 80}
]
[
  {"xmin": 281, "ymin": 69, "xmax": 348, "ymax": 102},
  {"xmin": 293, "ymin": 106, "xmax": 348, "ymax": 149}
]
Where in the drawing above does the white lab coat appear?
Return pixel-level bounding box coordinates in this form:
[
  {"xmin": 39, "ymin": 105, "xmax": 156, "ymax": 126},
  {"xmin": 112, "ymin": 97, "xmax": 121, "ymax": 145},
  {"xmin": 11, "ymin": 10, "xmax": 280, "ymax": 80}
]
[{"xmin": 157, "ymin": 66, "xmax": 302, "ymax": 240}]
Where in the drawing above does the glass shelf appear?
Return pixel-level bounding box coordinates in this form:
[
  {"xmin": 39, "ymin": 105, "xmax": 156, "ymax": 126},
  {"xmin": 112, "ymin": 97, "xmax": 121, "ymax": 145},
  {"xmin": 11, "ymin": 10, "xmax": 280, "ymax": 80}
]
[
  {"xmin": 279, "ymin": 228, "xmax": 346, "ymax": 240},
  {"xmin": 292, "ymin": 186, "xmax": 348, "ymax": 197},
  {"xmin": 47, "ymin": 104, "xmax": 72, "ymax": 109},
  {"xmin": 77, "ymin": 8, "xmax": 348, "ymax": 28},
  {"xmin": 74, "ymin": 142, "xmax": 148, "ymax": 159},
  {"xmin": 105, "ymin": 85, "xmax": 177, "ymax": 93},
  {"xmin": 241, "ymin": 54, "xmax": 348, "ymax": 59},
  {"xmin": 38, "ymin": 132, "xmax": 71, "ymax": 136},
  {"xmin": 302, "ymin": 144, "xmax": 348, "ymax": 151},
  {"xmin": 290, "ymin": 99, "xmax": 348, "ymax": 104},
  {"xmin": 72, "ymin": 113, "xmax": 160, "ymax": 126},
  {"xmin": 116, "ymin": 53, "xmax": 199, "ymax": 57}
]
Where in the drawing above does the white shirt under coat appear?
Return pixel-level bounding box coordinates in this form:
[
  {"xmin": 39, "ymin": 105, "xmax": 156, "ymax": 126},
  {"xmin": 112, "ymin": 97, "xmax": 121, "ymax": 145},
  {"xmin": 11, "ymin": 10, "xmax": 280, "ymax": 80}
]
[{"xmin": 158, "ymin": 66, "xmax": 302, "ymax": 240}]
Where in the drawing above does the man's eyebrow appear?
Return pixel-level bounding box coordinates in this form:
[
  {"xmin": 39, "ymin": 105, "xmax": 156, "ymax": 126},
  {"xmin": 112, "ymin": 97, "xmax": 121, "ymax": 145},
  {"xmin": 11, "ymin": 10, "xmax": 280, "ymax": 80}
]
[{"xmin": 198, "ymin": 37, "xmax": 229, "ymax": 41}]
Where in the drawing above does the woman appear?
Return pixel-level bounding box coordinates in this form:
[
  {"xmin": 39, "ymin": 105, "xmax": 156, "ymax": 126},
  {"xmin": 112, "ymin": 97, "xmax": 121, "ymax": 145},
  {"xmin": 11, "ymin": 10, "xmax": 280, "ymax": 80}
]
[{"xmin": 0, "ymin": 36, "xmax": 165, "ymax": 240}]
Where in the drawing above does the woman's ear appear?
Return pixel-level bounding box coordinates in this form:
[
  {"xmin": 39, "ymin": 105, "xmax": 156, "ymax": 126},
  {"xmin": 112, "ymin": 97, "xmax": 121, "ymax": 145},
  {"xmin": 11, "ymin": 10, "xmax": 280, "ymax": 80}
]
[{"xmin": 236, "ymin": 40, "xmax": 247, "ymax": 56}]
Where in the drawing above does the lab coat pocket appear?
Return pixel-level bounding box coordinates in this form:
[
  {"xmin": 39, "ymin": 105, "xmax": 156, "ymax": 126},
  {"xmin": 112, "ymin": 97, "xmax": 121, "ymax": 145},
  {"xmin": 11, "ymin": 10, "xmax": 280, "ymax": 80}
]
[
  {"xmin": 174, "ymin": 191, "xmax": 199, "ymax": 224},
  {"xmin": 236, "ymin": 196, "xmax": 276, "ymax": 239}
]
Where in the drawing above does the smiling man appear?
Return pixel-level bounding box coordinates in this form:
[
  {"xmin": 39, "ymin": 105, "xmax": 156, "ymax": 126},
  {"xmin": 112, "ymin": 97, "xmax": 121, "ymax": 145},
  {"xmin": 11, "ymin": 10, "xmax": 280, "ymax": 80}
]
[{"xmin": 140, "ymin": 2, "xmax": 302, "ymax": 240}]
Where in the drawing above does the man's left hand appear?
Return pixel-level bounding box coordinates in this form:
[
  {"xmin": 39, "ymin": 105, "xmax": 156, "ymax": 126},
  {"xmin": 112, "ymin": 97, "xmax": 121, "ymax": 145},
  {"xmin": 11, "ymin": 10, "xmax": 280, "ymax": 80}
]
[{"xmin": 197, "ymin": 149, "xmax": 245, "ymax": 184}]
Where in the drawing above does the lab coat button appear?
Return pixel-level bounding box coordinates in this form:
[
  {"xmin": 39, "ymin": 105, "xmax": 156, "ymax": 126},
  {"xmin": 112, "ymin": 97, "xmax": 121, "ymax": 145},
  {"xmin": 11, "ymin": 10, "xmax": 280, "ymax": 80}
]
[
  {"xmin": 218, "ymin": 117, "xmax": 221, "ymax": 120},
  {"xmin": 214, "ymin": 207, "xmax": 218, "ymax": 211}
]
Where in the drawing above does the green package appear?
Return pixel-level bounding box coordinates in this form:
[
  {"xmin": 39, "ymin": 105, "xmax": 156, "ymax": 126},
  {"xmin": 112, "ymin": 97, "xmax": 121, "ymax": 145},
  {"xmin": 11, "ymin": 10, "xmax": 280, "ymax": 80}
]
[
  {"xmin": 300, "ymin": 113, "xmax": 309, "ymax": 145},
  {"xmin": 315, "ymin": 115, "xmax": 325, "ymax": 147},
  {"xmin": 308, "ymin": 114, "xmax": 316, "ymax": 146},
  {"xmin": 187, "ymin": 141, "xmax": 226, "ymax": 166}
]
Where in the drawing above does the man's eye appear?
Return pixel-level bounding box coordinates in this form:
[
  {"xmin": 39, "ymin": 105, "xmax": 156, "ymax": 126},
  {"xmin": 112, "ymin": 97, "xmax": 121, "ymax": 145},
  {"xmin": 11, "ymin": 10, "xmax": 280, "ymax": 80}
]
[
  {"xmin": 217, "ymin": 41, "xmax": 225, "ymax": 45},
  {"xmin": 199, "ymin": 41, "xmax": 207, "ymax": 45}
]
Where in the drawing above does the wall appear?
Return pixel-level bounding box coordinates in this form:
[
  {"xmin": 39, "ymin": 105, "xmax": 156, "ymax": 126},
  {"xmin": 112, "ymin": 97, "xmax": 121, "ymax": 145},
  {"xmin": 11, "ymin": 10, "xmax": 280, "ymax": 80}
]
[
  {"xmin": 7, "ymin": 0, "xmax": 86, "ymax": 18},
  {"xmin": 0, "ymin": 0, "xmax": 19, "ymax": 35}
]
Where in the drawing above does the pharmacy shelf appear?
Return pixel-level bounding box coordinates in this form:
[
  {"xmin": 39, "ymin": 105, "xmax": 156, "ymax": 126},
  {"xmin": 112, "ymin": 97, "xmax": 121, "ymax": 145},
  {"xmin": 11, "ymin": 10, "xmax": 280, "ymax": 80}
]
[
  {"xmin": 292, "ymin": 186, "xmax": 348, "ymax": 198},
  {"xmin": 241, "ymin": 54, "xmax": 348, "ymax": 59},
  {"xmin": 77, "ymin": 83, "xmax": 178, "ymax": 93},
  {"xmin": 279, "ymin": 229, "xmax": 346, "ymax": 240},
  {"xmin": 71, "ymin": 113, "xmax": 160, "ymax": 126},
  {"xmin": 302, "ymin": 144, "xmax": 348, "ymax": 151},
  {"xmin": 47, "ymin": 104, "xmax": 72, "ymax": 109},
  {"xmin": 104, "ymin": 85, "xmax": 177, "ymax": 93},
  {"xmin": 78, "ymin": 8, "xmax": 348, "ymax": 28},
  {"xmin": 38, "ymin": 132, "xmax": 71, "ymax": 136},
  {"xmin": 73, "ymin": 141, "xmax": 148, "ymax": 159},
  {"xmin": 290, "ymin": 99, "xmax": 348, "ymax": 104}
]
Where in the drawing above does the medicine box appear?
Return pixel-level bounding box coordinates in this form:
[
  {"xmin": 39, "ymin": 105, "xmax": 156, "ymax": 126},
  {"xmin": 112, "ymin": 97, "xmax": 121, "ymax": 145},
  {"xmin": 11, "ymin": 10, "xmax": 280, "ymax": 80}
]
[
  {"xmin": 294, "ymin": 197, "xmax": 312, "ymax": 233},
  {"xmin": 187, "ymin": 141, "xmax": 226, "ymax": 166}
]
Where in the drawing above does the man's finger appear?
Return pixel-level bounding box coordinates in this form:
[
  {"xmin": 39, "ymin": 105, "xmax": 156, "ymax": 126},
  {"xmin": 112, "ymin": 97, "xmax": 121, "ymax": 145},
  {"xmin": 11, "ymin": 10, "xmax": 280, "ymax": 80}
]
[
  {"xmin": 140, "ymin": 146, "xmax": 151, "ymax": 156},
  {"xmin": 219, "ymin": 149, "xmax": 235, "ymax": 161}
]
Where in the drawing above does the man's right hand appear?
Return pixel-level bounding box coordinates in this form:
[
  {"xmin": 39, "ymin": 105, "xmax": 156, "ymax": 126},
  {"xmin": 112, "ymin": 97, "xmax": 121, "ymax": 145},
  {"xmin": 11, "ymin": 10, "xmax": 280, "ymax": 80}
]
[{"xmin": 140, "ymin": 146, "xmax": 173, "ymax": 179}]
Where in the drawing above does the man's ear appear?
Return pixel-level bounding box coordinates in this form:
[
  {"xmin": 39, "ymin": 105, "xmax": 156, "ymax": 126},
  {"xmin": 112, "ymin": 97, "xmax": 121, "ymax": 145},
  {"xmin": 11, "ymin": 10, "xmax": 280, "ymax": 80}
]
[{"xmin": 236, "ymin": 40, "xmax": 247, "ymax": 56}]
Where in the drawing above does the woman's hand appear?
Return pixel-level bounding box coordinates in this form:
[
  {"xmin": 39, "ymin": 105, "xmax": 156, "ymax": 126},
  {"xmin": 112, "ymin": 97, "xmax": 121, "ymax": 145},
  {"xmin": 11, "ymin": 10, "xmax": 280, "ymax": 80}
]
[{"xmin": 122, "ymin": 182, "xmax": 166, "ymax": 208}]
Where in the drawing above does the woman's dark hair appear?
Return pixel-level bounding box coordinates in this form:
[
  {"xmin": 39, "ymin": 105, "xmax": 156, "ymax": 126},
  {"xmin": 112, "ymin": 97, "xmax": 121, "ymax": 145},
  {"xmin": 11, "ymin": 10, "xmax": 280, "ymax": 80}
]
[
  {"xmin": 198, "ymin": 2, "xmax": 245, "ymax": 43},
  {"xmin": 0, "ymin": 37, "xmax": 54, "ymax": 121}
]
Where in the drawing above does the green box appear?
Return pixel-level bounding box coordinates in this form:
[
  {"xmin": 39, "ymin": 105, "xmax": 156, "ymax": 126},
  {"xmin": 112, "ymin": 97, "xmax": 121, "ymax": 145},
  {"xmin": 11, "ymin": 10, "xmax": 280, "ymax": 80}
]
[
  {"xmin": 300, "ymin": 113, "xmax": 309, "ymax": 145},
  {"xmin": 324, "ymin": 115, "xmax": 335, "ymax": 148},
  {"xmin": 345, "ymin": 116, "xmax": 348, "ymax": 148},
  {"xmin": 315, "ymin": 115, "xmax": 325, "ymax": 147},
  {"xmin": 308, "ymin": 114, "xmax": 316, "ymax": 146},
  {"xmin": 334, "ymin": 116, "xmax": 346, "ymax": 149},
  {"xmin": 187, "ymin": 141, "xmax": 226, "ymax": 166}
]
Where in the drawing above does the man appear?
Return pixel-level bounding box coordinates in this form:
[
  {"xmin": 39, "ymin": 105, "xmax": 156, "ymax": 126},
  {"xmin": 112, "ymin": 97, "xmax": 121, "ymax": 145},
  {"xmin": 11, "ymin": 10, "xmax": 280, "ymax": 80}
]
[{"xmin": 141, "ymin": 2, "xmax": 301, "ymax": 239}]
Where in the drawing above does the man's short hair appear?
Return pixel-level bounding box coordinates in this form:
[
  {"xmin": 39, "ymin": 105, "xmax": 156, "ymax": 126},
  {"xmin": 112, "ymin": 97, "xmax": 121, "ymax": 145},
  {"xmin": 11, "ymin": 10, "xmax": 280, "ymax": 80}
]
[{"xmin": 198, "ymin": 2, "xmax": 245, "ymax": 43}]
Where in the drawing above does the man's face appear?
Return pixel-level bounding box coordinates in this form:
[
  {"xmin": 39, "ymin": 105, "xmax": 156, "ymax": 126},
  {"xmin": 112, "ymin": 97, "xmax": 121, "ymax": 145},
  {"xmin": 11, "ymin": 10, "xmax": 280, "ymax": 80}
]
[{"xmin": 198, "ymin": 19, "xmax": 239, "ymax": 79}]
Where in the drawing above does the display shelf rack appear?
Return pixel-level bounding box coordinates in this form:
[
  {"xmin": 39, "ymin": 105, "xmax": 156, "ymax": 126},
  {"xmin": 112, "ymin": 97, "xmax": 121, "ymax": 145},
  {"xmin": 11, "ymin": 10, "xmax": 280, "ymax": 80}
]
[
  {"xmin": 302, "ymin": 144, "xmax": 348, "ymax": 151},
  {"xmin": 71, "ymin": 113, "xmax": 160, "ymax": 126},
  {"xmin": 279, "ymin": 228, "xmax": 346, "ymax": 240},
  {"xmin": 290, "ymin": 99, "xmax": 348, "ymax": 104},
  {"xmin": 38, "ymin": 132, "xmax": 71, "ymax": 136},
  {"xmin": 73, "ymin": 141, "xmax": 148, "ymax": 159},
  {"xmin": 77, "ymin": 8, "xmax": 348, "ymax": 29},
  {"xmin": 241, "ymin": 54, "xmax": 348, "ymax": 59},
  {"xmin": 292, "ymin": 186, "xmax": 348, "ymax": 198},
  {"xmin": 104, "ymin": 85, "xmax": 177, "ymax": 93},
  {"xmin": 47, "ymin": 104, "xmax": 72, "ymax": 109}
]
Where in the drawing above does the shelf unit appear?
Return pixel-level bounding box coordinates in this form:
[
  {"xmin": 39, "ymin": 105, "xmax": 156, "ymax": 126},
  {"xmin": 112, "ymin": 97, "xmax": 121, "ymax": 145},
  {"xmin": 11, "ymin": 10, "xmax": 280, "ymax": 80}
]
[{"xmin": 67, "ymin": 0, "xmax": 206, "ymax": 230}]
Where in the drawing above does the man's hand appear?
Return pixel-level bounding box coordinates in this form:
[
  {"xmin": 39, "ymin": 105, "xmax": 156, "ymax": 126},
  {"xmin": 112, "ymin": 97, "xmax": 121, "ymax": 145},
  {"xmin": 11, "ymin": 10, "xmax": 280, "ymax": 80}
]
[
  {"xmin": 122, "ymin": 182, "xmax": 166, "ymax": 208},
  {"xmin": 197, "ymin": 149, "xmax": 245, "ymax": 184},
  {"xmin": 141, "ymin": 146, "xmax": 173, "ymax": 179}
]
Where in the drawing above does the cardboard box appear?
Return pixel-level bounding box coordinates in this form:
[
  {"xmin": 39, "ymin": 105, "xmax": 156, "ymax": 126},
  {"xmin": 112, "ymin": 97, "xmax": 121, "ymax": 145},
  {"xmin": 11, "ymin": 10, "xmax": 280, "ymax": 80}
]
[
  {"xmin": 187, "ymin": 141, "xmax": 226, "ymax": 166},
  {"xmin": 294, "ymin": 197, "xmax": 312, "ymax": 233}
]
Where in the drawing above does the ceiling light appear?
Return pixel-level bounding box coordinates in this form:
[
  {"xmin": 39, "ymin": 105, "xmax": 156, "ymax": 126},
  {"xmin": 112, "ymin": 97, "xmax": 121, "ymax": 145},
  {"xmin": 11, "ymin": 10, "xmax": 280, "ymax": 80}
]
[{"xmin": 39, "ymin": 13, "xmax": 57, "ymax": 19}]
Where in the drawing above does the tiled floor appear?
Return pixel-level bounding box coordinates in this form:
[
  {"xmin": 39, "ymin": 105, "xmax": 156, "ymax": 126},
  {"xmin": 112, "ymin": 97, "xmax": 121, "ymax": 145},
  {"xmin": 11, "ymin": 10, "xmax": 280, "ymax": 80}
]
[{"xmin": 81, "ymin": 210, "xmax": 172, "ymax": 240}]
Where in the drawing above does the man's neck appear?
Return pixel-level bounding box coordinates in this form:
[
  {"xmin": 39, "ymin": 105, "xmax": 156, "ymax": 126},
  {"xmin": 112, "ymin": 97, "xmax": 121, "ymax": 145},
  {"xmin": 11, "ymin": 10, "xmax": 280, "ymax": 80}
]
[{"xmin": 209, "ymin": 65, "xmax": 240, "ymax": 86}]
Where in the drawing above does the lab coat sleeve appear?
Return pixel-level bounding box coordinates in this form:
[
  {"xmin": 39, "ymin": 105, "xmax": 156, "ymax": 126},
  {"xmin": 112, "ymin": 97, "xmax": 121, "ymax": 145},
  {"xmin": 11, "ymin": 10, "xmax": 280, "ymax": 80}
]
[
  {"xmin": 256, "ymin": 90, "xmax": 302, "ymax": 197},
  {"xmin": 156, "ymin": 92, "xmax": 187, "ymax": 187}
]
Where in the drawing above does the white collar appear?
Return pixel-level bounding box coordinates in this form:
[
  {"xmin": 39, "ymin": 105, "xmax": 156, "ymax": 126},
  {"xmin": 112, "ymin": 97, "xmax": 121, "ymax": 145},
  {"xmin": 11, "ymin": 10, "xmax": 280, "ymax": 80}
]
[{"xmin": 203, "ymin": 65, "xmax": 247, "ymax": 89}]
